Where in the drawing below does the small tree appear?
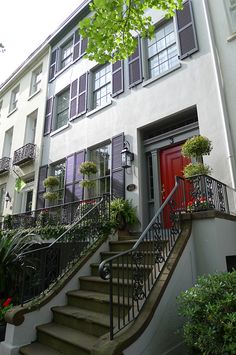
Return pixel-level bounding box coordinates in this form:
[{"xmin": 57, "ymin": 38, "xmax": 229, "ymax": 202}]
[
  {"xmin": 177, "ymin": 272, "xmax": 236, "ymax": 355},
  {"xmin": 79, "ymin": 161, "xmax": 97, "ymax": 197},
  {"xmin": 43, "ymin": 176, "xmax": 60, "ymax": 204}
]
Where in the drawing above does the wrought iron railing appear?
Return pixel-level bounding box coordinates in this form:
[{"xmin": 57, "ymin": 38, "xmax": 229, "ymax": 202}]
[
  {"xmin": 0, "ymin": 157, "xmax": 11, "ymax": 174},
  {"xmin": 186, "ymin": 175, "xmax": 229, "ymax": 213},
  {"xmin": 13, "ymin": 143, "xmax": 36, "ymax": 166},
  {"xmin": 99, "ymin": 177, "xmax": 186, "ymax": 340},
  {"xmin": 10, "ymin": 197, "xmax": 102, "ymax": 229},
  {"xmin": 16, "ymin": 194, "xmax": 110, "ymax": 305}
]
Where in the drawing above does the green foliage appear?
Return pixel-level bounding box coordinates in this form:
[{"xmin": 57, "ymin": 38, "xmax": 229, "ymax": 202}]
[
  {"xmin": 15, "ymin": 177, "xmax": 26, "ymax": 193},
  {"xmin": 183, "ymin": 163, "xmax": 212, "ymax": 178},
  {"xmin": 43, "ymin": 176, "xmax": 60, "ymax": 188},
  {"xmin": 182, "ymin": 136, "xmax": 213, "ymax": 159},
  {"xmin": 3, "ymin": 215, "xmax": 12, "ymax": 230},
  {"xmin": 79, "ymin": 179, "xmax": 96, "ymax": 189},
  {"xmin": 43, "ymin": 192, "xmax": 59, "ymax": 202},
  {"xmin": 79, "ymin": 0, "xmax": 183, "ymax": 63},
  {"xmin": 79, "ymin": 161, "xmax": 97, "ymax": 176},
  {"xmin": 0, "ymin": 230, "xmax": 41, "ymax": 297},
  {"xmin": 177, "ymin": 272, "xmax": 236, "ymax": 355},
  {"xmin": 110, "ymin": 198, "xmax": 138, "ymax": 228}
]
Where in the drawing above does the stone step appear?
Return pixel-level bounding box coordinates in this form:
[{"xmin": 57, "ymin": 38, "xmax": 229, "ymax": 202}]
[
  {"xmin": 91, "ymin": 262, "xmax": 153, "ymax": 279},
  {"xmin": 79, "ymin": 275, "xmax": 133, "ymax": 296},
  {"xmin": 52, "ymin": 305, "xmax": 110, "ymax": 337},
  {"xmin": 109, "ymin": 239, "xmax": 167, "ymax": 252},
  {"xmin": 20, "ymin": 342, "xmax": 63, "ymax": 355},
  {"xmin": 67, "ymin": 289, "xmax": 130, "ymax": 316},
  {"xmin": 100, "ymin": 250, "xmax": 166, "ymax": 265},
  {"xmin": 37, "ymin": 322, "xmax": 97, "ymax": 355}
]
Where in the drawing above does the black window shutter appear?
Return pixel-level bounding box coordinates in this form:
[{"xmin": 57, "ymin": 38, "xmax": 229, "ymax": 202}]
[
  {"xmin": 111, "ymin": 133, "xmax": 125, "ymax": 198},
  {"xmin": 69, "ymin": 79, "xmax": 78, "ymax": 120},
  {"xmin": 49, "ymin": 49, "xmax": 58, "ymax": 81},
  {"xmin": 176, "ymin": 0, "xmax": 198, "ymax": 59},
  {"xmin": 78, "ymin": 73, "xmax": 88, "ymax": 116},
  {"xmin": 36, "ymin": 165, "xmax": 48, "ymax": 209},
  {"xmin": 74, "ymin": 150, "xmax": 86, "ymax": 200},
  {"xmin": 112, "ymin": 61, "xmax": 124, "ymax": 97},
  {"xmin": 81, "ymin": 37, "xmax": 88, "ymax": 56},
  {"xmin": 64, "ymin": 154, "xmax": 76, "ymax": 203},
  {"xmin": 73, "ymin": 31, "xmax": 81, "ymax": 61},
  {"xmin": 43, "ymin": 97, "xmax": 54, "ymax": 136},
  {"xmin": 128, "ymin": 38, "xmax": 143, "ymax": 88},
  {"xmin": 64, "ymin": 150, "xmax": 86, "ymax": 203}
]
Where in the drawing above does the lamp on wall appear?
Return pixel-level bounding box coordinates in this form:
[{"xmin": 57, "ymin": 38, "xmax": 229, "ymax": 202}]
[
  {"xmin": 121, "ymin": 140, "xmax": 134, "ymax": 169},
  {"xmin": 5, "ymin": 192, "xmax": 11, "ymax": 206}
]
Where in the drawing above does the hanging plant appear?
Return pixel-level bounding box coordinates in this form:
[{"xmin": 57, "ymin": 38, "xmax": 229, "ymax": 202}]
[
  {"xmin": 79, "ymin": 161, "xmax": 97, "ymax": 176},
  {"xmin": 43, "ymin": 176, "xmax": 60, "ymax": 189},
  {"xmin": 182, "ymin": 136, "xmax": 212, "ymax": 159},
  {"xmin": 79, "ymin": 179, "xmax": 96, "ymax": 189},
  {"xmin": 183, "ymin": 163, "xmax": 212, "ymax": 178},
  {"xmin": 43, "ymin": 192, "xmax": 59, "ymax": 202}
]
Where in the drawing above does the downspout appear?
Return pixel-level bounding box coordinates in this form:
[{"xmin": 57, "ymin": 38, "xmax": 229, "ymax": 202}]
[{"xmin": 202, "ymin": 0, "xmax": 236, "ymax": 188}]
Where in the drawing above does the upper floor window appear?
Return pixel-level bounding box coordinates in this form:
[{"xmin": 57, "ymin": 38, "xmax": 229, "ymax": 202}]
[
  {"xmin": 60, "ymin": 38, "xmax": 73, "ymax": 70},
  {"xmin": 9, "ymin": 86, "xmax": 20, "ymax": 113},
  {"xmin": 50, "ymin": 161, "xmax": 66, "ymax": 205},
  {"xmin": 55, "ymin": 88, "xmax": 70, "ymax": 130},
  {"xmin": 30, "ymin": 65, "xmax": 42, "ymax": 96},
  {"xmin": 93, "ymin": 63, "xmax": 111, "ymax": 108},
  {"xmin": 147, "ymin": 21, "xmax": 178, "ymax": 79}
]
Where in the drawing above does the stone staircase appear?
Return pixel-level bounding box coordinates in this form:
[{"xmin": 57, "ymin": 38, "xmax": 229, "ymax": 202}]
[{"xmin": 19, "ymin": 233, "xmax": 144, "ymax": 355}]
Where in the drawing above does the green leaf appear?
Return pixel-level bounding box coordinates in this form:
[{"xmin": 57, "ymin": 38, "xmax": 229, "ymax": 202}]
[{"xmin": 15, "ymin": 178, "xmax": 26, "ymax": 192}]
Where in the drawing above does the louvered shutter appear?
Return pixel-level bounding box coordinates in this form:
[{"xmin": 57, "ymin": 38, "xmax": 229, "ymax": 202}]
[
  {"xmin": 81, "ymin": 37, "xmax": 88, "ymax": 56},
  {"xmin": 49, "ymin": 49, "xmax": 57, "ymax": 81},
  {"xmin": 74, "ymin": 150, "xmax": 86, "ymax": 200},
  {"xmin": 111, "ymin": 133, "xmax": 125, "ymax": 198},
  {"xmin": 69, "ymin": 79, "xmax": 78, "ymax": 120},
  {"xmin": 64, "ymin": 154, "xmax": 75, "ymax": 203},
  {"xmin": 176, "ymin": 0, "xmax": 198, "ymax": 59},
  {"xmin": 36, "ymin": 165, "xmax": 48, "ymax": 209},
  {"xmin": 78, "ymin": 73, "xmax": 88, "ymax": 116},
  {"xmin": 128, "ymin": 38, "xmax": 142, "ymax": 88},
  {"xmin": 43, "ymin": 97, "xmax": 53, "ymax": 135},
  {"xmin": 112, "ymin": 61, "xmax": 124, "ymax": 97},
  {"xmin": 73, "ymin": 31, "xmax": 81, "ymax": 61}
]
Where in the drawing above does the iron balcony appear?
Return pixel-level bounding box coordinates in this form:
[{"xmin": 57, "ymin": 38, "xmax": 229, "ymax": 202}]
[
  {"xmin": 13, "ymin": 143, "xmax": 36, "ymax": 166},
  {"xmin": 0, "ymin": 157, "xmax": 11, "ymax": 174}
]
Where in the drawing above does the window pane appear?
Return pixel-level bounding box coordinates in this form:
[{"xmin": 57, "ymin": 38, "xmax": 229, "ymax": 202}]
[
  {"xmin": 93, "ymin": 63, "xmax": 111, "ymax": 108},
  {"xmin": 61, "ymin": 39, "xmax": 73, "ymax": 69},
  {"xmin": 56, "ymin": 89, "xmax": 69, "ymax": 129}
]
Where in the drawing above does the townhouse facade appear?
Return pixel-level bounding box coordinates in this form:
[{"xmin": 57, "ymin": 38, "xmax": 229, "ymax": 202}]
[{"xmin": 0, "ymin": 0, "xmax": 235, "ymax": 226}]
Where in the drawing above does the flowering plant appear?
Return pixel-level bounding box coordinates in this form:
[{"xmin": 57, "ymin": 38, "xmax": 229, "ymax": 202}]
[
  {"xmin": 187, "ymin": 197, "xmax": 209, "ymax": 212},
  {"xmin": 0, "ymin": 297, "xmax": 13, "ymax": 323}
]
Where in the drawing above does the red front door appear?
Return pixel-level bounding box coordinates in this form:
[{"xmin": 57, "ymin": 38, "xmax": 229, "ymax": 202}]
[{"xmin": 160, "ymin": 144, "xmax": 190, "ymax": 203}]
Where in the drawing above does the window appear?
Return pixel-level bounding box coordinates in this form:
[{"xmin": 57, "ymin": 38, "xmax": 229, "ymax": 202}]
[
  {"xmin": 93, "ymin": 64, "xmax": 111, "ymax": 108},
  {"xmin": 60, "ymin": 38, "xmax": 73, "ymax": 70},
  {"xmin": 2, "ymin": 127, "xmax": 13, "ymax": 158},
  {"xmin": 55, "ymin": 88, "xmax": 70, "ymax": 130},
  {"xmin": 9, "ymin": 86, "xmax": 20, "ymax": 112},
  {"xmin": 25, "ymin": 110, "xmax": 37, "ymax": 144},
  {"xmin": 30, "ymin": 65, "xmax": 42, "ymax": 96},
  {"xmin": 50, "ymin": 161, "xmax": 66, "ymax": 205},
  {"xmin": 89, "ymin": 144, "xmax": 111, "ymax": 197},
  {"xmin": 147, "ymin": 21, "xmax": 178, "ymax": 79}
]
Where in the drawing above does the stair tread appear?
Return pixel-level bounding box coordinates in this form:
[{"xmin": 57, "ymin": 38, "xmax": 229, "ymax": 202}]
[
  {"xmin": 67, "ymin": 289, "xmax": 130, "ymax": 305},
  {"xmin": 79, "ymin": 275, "xmax": 133, "ymax": 285},
  {"xmin": 20, "ymin": 342, "xmax": 63, "ymax": 355},
  {"xmin": 37, "ymin": 322, "xmax": 98, "ymax": 350},
  {"xmin": 91, "ymin": 262, "xmax": 152, "ymax": 268},
  {"xmin": 52, "ymin": 305, "xmax": 111, "ymax": 326}
]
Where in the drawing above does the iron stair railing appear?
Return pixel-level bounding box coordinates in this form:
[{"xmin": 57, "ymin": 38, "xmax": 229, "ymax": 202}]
[
  {"xmin": 99, "ymin": 177, "xmax": 186, "ymax": 340},
  {"xmin": 17, "ymin": 194, "xmax": 110, "ymax": 305}
]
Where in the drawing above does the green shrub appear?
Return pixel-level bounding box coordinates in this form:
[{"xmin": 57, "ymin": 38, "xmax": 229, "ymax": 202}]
[
  {"xmin": 43, "ymin": 192, "xmax": 58, "ymax": 202},
  {"xmin": 79, "ymin": 179, "xmax": 96, "ymax": 189},
  {"xmin": 43, "ymin": 176, "xmax": 60, "ymax": 188},
  {"xmin": 182, "ymin": 136, "xmax": 212, "ymax": 158},
  {"xmin": 110, "ymin": 198, "xmax": 138, "ymax": 229},
  {"xmin": 177, "ymin": 272, "xmax": 236, "ymax": 355},
  {"xmin": 183, "ymin": 162, "xmax": 212, "ymax": 178},
  {"xmin": 79, "ymin": 161, "xmax": 97, "ymax": 175}
]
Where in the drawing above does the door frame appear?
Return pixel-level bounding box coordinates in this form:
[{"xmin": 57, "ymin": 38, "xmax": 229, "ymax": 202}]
[{"xmin": 143, "ymin": 122, "xmax": 199, "ymax": 220}]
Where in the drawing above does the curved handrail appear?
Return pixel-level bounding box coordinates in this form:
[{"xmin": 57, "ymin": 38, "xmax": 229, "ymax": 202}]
[{"xmin": 99, "ymin": 176, "xmax": 184, "ymax": 280}]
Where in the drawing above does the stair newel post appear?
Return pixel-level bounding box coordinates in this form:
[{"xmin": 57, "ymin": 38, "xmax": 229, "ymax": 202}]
[{"xmin": 109, "ymin": 259, "xmax": 114, "ymax": 340}]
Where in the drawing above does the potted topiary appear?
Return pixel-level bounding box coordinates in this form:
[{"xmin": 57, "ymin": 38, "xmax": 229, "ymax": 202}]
[
  {"xmin": 110, "ymin": 198, "xmax": 138, "ymax": 230},
  {"xmin": 79, "ymin": 161, "xmax": 97, "ymax": 197},
  {"xmin": 43, "ymin": 176, "xmax": 60, "ymax": 205}
]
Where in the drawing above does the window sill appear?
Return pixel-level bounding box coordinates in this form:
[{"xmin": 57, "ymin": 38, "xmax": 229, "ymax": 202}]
[
  {"xmin": 7, "ymin": 107, "xmax": 17, "ymax": 117},
  {"xmin": 28, "ymin": 89, "xmax": 41, "ymax": 101},
  {"xmin": 50, "ymin": 123, "xmax": 70, "ymax": 136},
  {"xmin": 227, "ymin": 32, "xmax": 236, "ymax": 42},
  {"xmin": 86, "ymin": 100, "xmax": 112, "ymax": 118},
  {"xmin": 142, "ymin": 63, "xmax": 182, "ymax": 88}
]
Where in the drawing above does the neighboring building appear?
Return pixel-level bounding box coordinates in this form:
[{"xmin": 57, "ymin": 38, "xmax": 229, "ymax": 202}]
[{"xmin": 0, "ymin": 41, "xmax": 50, "ymax": 219}]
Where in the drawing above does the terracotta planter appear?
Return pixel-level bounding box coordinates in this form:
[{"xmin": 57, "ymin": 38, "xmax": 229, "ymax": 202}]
[{"xmin": 0, "ymin": 322, "xmax": 6, "ymax": 342}]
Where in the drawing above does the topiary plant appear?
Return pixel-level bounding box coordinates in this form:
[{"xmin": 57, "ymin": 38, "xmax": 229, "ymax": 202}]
[
  {"xmin": 177, "ymin": 271, "xmax": 236, "ymax": 355},
  {"xmin": 183, "ymin": 162, "xmax": 212, "ymax": 178},
  {"xmin": 182, "ymin": 136, "xmax": 212, "ymax": 159},
  {"xmin": 110, "ymin": 198, "xmax": 138, "ymax": 230},
  {"xmin": 79, "ymin": 161, "xmax": 97, "ymax": 195},
  {"xmin": 43, "ymin": 176, "xmax": 60, "ymax": 189},
  {"xmin": 42, "ymin": 192, "xmax": 59, "ymax": 202}
]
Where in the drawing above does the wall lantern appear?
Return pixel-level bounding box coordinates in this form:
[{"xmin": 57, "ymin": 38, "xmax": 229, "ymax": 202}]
[
  {"xmin": 5, "ymin": 192, "xmax": 11, "ymax": 206},
  {"xmin": 121, "ymin": 141, "xmax": 134, "ymax": 169}
]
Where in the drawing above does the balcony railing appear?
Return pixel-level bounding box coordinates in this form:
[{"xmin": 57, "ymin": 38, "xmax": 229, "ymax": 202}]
[
  {"xmin": 0, "ymin": 157, "xmax": 11, "ymax": 174},
  {"xmin": 13, "ymin": 143, "xmax": 36, "ymax": 166}
]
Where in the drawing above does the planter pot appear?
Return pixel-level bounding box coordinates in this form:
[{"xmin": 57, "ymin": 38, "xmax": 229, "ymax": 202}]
[{"xmin": 0, "ymin": 322, "xmax": 6, "ymax": 342}]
